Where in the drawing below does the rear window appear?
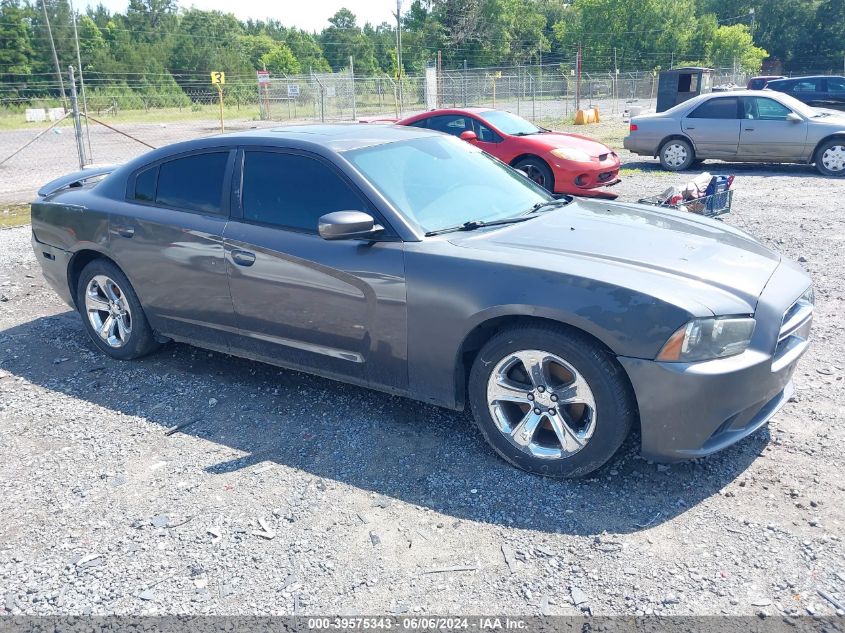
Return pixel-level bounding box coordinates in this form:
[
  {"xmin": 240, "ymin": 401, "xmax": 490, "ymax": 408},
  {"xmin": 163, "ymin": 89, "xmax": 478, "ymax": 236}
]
[
  {"xmin": 155, "ymin": 152, "xmax": 229, "ymax": 215},
  {"xmin": 133, "ymin": 166, "xmax": 157, "ymax": 202},
  {"xmin": 688, "ymin": 97, "xmax": 739, "ymax": 119}
]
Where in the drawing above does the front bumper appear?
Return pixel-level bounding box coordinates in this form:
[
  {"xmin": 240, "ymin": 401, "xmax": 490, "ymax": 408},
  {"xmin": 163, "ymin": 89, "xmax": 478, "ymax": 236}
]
[{"xmin": 619, "ymin": 259, "xmax": 812, "ymax": 462}]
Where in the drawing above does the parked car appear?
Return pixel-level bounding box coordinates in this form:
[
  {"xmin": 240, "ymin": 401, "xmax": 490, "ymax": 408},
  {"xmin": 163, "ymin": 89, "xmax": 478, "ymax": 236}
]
[
  {"xmin": 766, "ymin": 75, "xmax": 845, "ymax": 112},
  {"xmin": 31, "ymin": 125, "xmax": 812, "ymax": 477},
  {"xmin": 396, "ymin": 107, "xmax": 621, "ymax": 198},
  {"xmin": 624, "ymin": 90, "xmax": 845, "ymax": 176},
  {"xmin": 746, "ymin": 75, "xmax": 785, "ymax": 90}
]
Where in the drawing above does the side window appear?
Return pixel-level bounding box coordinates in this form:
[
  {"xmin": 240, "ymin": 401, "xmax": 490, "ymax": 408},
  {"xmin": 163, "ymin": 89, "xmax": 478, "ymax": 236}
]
[
  {"xmin": 747, "ymin": 97, "xmax": 792, "ymax": 121},
  {"xmin": 408, "ymin": 119, "xmax": 429, "ymax": 129},
  {"xmin": 155, "ymin": 152, "xmax": 229, "ymax": 215},
  {"xmin": 427, "ymin": 115, "xmax": 469, "ymax": 137},
  {"xmin": 793, "ymin": 80, "xmax": 819, "ymax": 93},
  {"xmin": 242, "ymin": 151, "xmax": 367, "ymax": 232},
  {"xmin": 688, "ymin": 97, "xmax": 739, "ymax": 119},
  {"xmin": 473, "ymin": 120, "xmax": 502, "ymax": 143},
  {"xmin": 827, "ymin": 77, "xmax": 845, "ymax": 92},
  {"xmin": 133, "ymin": 166, "xmax": 157, "ymax": 202}
]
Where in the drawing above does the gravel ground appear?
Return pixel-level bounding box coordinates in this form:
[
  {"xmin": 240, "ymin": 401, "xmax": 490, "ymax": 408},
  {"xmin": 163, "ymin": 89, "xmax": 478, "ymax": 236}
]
[{"xmin": 0, "ymin": 129, "xmax": 844, "ymax": 617}]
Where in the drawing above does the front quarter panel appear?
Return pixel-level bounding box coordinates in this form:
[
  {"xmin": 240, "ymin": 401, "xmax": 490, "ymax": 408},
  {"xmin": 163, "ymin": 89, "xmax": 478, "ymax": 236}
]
[{"xmin": 403, "ymin": 240, "xmax": 696, "ymax": 409}]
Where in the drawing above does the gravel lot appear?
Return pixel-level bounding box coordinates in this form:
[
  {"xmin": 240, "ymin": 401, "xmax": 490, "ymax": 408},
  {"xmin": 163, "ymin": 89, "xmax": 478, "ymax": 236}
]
[{"xmin": 0, "ymin": 124, "xmax": 844, "ymax": 617}]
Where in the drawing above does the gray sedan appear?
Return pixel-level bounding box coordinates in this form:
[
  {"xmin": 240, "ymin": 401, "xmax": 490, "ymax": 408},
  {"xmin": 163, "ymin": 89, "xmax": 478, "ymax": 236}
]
[
  {"xmin": 624, "ymin": 89, "xmax": 845, "ymax": 176},
  {"xmin": 31, "ymin": 124, "xmax": 812, "ymax": 477}
]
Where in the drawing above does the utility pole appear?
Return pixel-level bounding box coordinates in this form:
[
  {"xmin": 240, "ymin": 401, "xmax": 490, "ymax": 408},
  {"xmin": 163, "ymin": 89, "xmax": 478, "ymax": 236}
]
[
  {"xmin": 69, "ymin": 0, "xmax": 91, "ymax": 160},
  {"xmin": 394, "ymin": 0, "xmax": 403, "ymax": 112},
  {"xmin": 41, "ymin": 0, "xmax": 67, "ymax": 108},
  {"xmin": 68, "ymin": 66, "xmax": 86, "ymax": 168},
  {"xmin": 349, "ymin": 56, "xmax": 356, "ymax": 120}
]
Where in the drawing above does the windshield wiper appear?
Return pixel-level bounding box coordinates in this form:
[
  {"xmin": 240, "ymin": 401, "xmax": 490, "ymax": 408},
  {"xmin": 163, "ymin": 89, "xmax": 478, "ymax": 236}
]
[
  {"xmin": 525, "ymin": 197, "xmax": 573, "ymax": 214},
  {"xmin": 424, "ymin": 215, "xmax": 536, "ymax": 237},
  {"xmin": 512, "ymin": 131, "xmax": 541, "ymax": 136}
]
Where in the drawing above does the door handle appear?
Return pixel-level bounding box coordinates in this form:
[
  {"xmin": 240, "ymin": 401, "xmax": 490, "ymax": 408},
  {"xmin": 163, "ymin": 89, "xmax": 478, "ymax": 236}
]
[
  {"xmin": 114, "ymin": 224, "xmax": 135, "ymax": 238},
  {"xmin": 685, "ymin": 126, "xmax": 695, "ymax": 130},
  {"xmin": 744, "ymin": 127, "xmax": 755, "ymax": 131},
  {"xmin": 231, "ymin": 249, "xmax": 256, "ymax": 267}
]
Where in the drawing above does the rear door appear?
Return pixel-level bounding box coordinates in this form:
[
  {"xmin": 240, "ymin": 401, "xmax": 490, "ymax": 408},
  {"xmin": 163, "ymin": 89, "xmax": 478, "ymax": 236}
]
[
  {"xmin": 112, "ymin": 149, "xmax": 237, "ymax": 349},
  {"xmin": 789, "ymin": 78, "xmax": 825, "ymax": 107},
  {"xmin": 223, "ymin": 148, "xmax": 408, "ymax": 391},
  {"xmin": 681, "ymin": 96, "xmax": 741, "ymax": 158},
  {"xmin": 822, "ymin": 77, "xmax": 845, "ymax": 111},
  {"xmin": 737, "ymin": 96, "xmax": 809, "ymax": 160}
]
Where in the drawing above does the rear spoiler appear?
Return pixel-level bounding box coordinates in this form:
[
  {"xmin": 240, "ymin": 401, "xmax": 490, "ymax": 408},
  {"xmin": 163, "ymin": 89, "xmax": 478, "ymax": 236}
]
[{"xmin": 37, "ymin": 164, "xmax": 119, "ymax": 198}]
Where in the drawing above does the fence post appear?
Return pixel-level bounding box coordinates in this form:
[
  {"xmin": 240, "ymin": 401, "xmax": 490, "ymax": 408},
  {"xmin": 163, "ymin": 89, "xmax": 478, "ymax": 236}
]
[
  {"xmin": 349, "ymin": 56, "xmax": 356, "ymax": 121},
  {"xmin": 463, "ymin": 59, "xmax": 468, "ymax": 106},
  {"xmin": 68, "ymin": 66, "xmax": 86, "ymax": 169}
]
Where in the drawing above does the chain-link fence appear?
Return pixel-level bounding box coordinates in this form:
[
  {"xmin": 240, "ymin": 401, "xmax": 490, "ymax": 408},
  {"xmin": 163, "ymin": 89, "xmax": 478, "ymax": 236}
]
[{"xmin": 0, "ymin": 62, "xmax": 752, "ymax": 203}]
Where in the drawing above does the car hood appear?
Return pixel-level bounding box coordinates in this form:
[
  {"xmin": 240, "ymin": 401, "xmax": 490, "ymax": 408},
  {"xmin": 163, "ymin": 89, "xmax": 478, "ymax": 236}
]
[
  {"xmin": 529, "ymin": 132, "xmax": 615, "ymax": 157},
  {"xmin": 448, "ymin": 199, "xmax": 781, "ymax": 312}
]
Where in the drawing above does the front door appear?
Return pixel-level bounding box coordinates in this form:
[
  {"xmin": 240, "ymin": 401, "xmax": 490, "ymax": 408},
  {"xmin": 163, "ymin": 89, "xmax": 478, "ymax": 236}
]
[
  {"xmin": 111, "ymin": 149, "xmax": 237, "ymax": 350},
  {"xmin": 681, "ymin": 96, "xmax": 741, "ymax": 158},
  {"xmin": 224, "ymin": 149, "xmax": 407, "ymax": 392},
  {"xmin": 737, "ymin": 96, "xmax": 809, "ymax": 161}
]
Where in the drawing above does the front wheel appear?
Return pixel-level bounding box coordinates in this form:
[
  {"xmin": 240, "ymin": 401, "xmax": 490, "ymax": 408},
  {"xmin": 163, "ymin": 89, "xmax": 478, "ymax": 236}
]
[
  {"xmin": 659, "ymin": 139, "xmax": 695, "ymax": 171},
  {"xmin": 468, "ymin": 325, "xmax": 636, "ymax": 478},
  {"xmin": 815, "ymin": 139, "xmax": 845, "ymax": 177},
  {"xmin": 513, "ymin": 157, "xmax": 555, "ymax": 192},
  {"xmin": 76, "ymin": 259, "xmax": 160, "ymax": 360}
]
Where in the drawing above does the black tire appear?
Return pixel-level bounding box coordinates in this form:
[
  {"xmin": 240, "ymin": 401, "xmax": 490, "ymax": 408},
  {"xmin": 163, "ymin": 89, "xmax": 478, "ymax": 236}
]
[
  {"xmin": 658, "ymin": 138, "xmax": 695, "ymax": 171},
  {"xmin": 468, "ymin": 325, "xmax": 635, "ymax": 478},
  {"xmin": 76, "ymin": 259, "xmax": 160, "ymax": 360},
  {"xmin": 514, "ymin": 156, "xmax": 555, "ymax": 192},
  {"xmin": 814, "ymin": 138, "xmax": 845, "ymax": 177}
]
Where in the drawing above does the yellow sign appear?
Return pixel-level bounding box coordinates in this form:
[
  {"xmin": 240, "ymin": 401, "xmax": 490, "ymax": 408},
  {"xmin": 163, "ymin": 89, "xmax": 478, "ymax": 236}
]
[{"xmin": 210, "ymin": 71, "xmax": 225, "ymax": 85}]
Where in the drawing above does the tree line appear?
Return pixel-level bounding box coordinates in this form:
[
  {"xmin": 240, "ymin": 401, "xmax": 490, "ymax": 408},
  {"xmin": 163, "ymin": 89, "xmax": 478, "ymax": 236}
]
[{"xmin": 0, "ymin": 0, "xmax": 843, "ymax": 108}]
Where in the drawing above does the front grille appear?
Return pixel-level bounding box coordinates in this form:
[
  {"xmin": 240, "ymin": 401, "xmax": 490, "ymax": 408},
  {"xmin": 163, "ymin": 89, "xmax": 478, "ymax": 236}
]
[
  {"xmin": 598, "ymin": 171, "xmax": 614, "ymax": 182},
  {"xmin": 598, "ymin": 153, "xmax": 609, "ymax": 161},
  {"xmin": 772, "ymin": 290, "xmax": 813, "ymax": 372}
]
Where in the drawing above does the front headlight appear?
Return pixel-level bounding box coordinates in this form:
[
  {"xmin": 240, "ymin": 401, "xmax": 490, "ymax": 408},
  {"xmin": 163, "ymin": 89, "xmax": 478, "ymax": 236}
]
[
  {"xmin": 656, "ymin": 317, "xmax": 756, "ymax": 362},
  {"xmin": 550, "ymin": 147, "xmax": 593, "ymax": 162}
]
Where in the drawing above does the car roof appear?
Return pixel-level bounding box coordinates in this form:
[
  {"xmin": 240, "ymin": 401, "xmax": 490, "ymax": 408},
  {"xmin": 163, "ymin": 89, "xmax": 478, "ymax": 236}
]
[
  {"xmin": 413, "ymin": 107, "xmax": 495, "ymax": 116},
  {"xmin": 137, "ymin": 123, "xmax": 440, "ymax": 160}
]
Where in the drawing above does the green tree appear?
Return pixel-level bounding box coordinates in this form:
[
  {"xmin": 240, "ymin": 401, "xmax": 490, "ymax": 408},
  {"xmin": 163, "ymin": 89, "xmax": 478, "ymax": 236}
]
[
  {"xmin": 320, "ymin": 8, "xmax": 379, "ymax": 74},
  {"xmin": 707, "ymin": 24, "xmax": 767, "ymax": 73},
  {"xmin": 261, "ymin": 43, "xmax": 300, "ymax": 74},
  {"xmin": 169, "ymin": 9, "xmax": 252, "ymax": 79},
  {"xmin": 0, "ymin": 0, "xmax": 34, "ymax": 76}
]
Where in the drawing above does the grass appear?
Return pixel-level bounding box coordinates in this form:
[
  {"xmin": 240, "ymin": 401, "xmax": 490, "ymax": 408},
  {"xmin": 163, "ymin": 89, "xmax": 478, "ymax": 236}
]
[
  {"xmin": 0, "ymin": 204, "xmax": 31, "ymax": 228},
  {"xmin": 0, "ymin": 104, "xmax": 264, "ymax": 131}
]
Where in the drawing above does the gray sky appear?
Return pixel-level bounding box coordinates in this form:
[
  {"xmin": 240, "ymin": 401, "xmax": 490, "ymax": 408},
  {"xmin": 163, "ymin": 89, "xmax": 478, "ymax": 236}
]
[{"xmin": 84, "ymin": 0, "xmax": 397, "ymax": 31}]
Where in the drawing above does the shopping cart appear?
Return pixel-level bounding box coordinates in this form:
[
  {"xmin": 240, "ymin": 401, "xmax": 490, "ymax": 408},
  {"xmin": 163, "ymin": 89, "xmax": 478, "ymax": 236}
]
[{"xmin": 639, "ymin": 174, "xmax": 734, "ymax": 218}]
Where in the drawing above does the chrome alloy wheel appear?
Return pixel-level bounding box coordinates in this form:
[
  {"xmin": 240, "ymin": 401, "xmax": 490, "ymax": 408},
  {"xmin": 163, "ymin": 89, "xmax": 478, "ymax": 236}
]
[
  {"xmin": 821, "ymin": 144, "xmax": 845, "ymax": 173},
  {"xmin": 662, "ymin": 142, "xmax": 689, "ymax": 168},
  {"xmin": 84, "ymin": 275, "xmax": 132, "ymax": 348},
  {"xmin": 486, "ymin": 350, "xmax": 597, "ymax": 460}
]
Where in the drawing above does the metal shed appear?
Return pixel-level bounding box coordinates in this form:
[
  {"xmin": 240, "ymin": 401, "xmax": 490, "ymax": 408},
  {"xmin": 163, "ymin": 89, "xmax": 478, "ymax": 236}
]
[{"xmin": 656, "ymin": 67, "xmax": 713, "ymax": 112}]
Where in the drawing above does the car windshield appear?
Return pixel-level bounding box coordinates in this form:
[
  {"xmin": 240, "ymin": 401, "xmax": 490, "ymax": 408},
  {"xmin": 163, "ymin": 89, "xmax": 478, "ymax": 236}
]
[
  {"xmin": 344, "ymin": 135, "xmax": 551, "ymax": 233},
  {"xmin": 478, "ymin": 110, "xmax": 543, "ymax": 135}
]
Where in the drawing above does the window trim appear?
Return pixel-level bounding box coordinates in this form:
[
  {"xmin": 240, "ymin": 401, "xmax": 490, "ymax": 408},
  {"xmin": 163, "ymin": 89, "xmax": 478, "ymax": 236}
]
[
  {"xmin": 126, "ymin": 148, "xmax": 236, "ymax": 219},
  {"xmin": 232, "ymin": 146, "xmax": 398, "ymax": 239},
  {"xmin": 687, "ymin": 96, "xmax": 741, "ymax": 120}
]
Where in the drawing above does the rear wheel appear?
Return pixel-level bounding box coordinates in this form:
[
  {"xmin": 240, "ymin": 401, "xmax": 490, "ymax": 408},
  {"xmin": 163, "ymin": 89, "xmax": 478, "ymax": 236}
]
[
  {"xmin": 468, "ymin": 325, "xmax": 635, "ymax": 478},
  {"xmin": 815, "ymin": 139, "xmax": 845, "ymax": 177},
  {"xmin": 76, "ymin": 259, "xmax": 160, "ymax": 360},
  {"xmin": 513, "ymin": 157, "xmax": 555, "ymax": 192},
  {"xmin": 659, "ymin": 138, "xmax": 695, "ymax": 171}
]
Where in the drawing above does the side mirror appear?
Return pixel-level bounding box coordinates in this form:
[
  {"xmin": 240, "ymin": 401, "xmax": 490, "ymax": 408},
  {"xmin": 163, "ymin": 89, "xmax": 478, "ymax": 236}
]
[
  {"xmin": 318, "ymin": 211, "xmax": 384, "ymax": 241},
  {"xmin": 459, "ymin": 130, "xmax": 478, "ymax": 142},
  {"xmin": 786, "ymin": 112, "xmax": 802, "ymax": 123}
]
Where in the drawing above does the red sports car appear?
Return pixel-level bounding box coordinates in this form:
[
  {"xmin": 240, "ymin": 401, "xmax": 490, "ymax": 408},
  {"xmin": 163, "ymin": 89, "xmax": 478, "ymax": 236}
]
[{"xmin": 396, "ymin": 107, "xmax": 621, "ymax": 198}]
